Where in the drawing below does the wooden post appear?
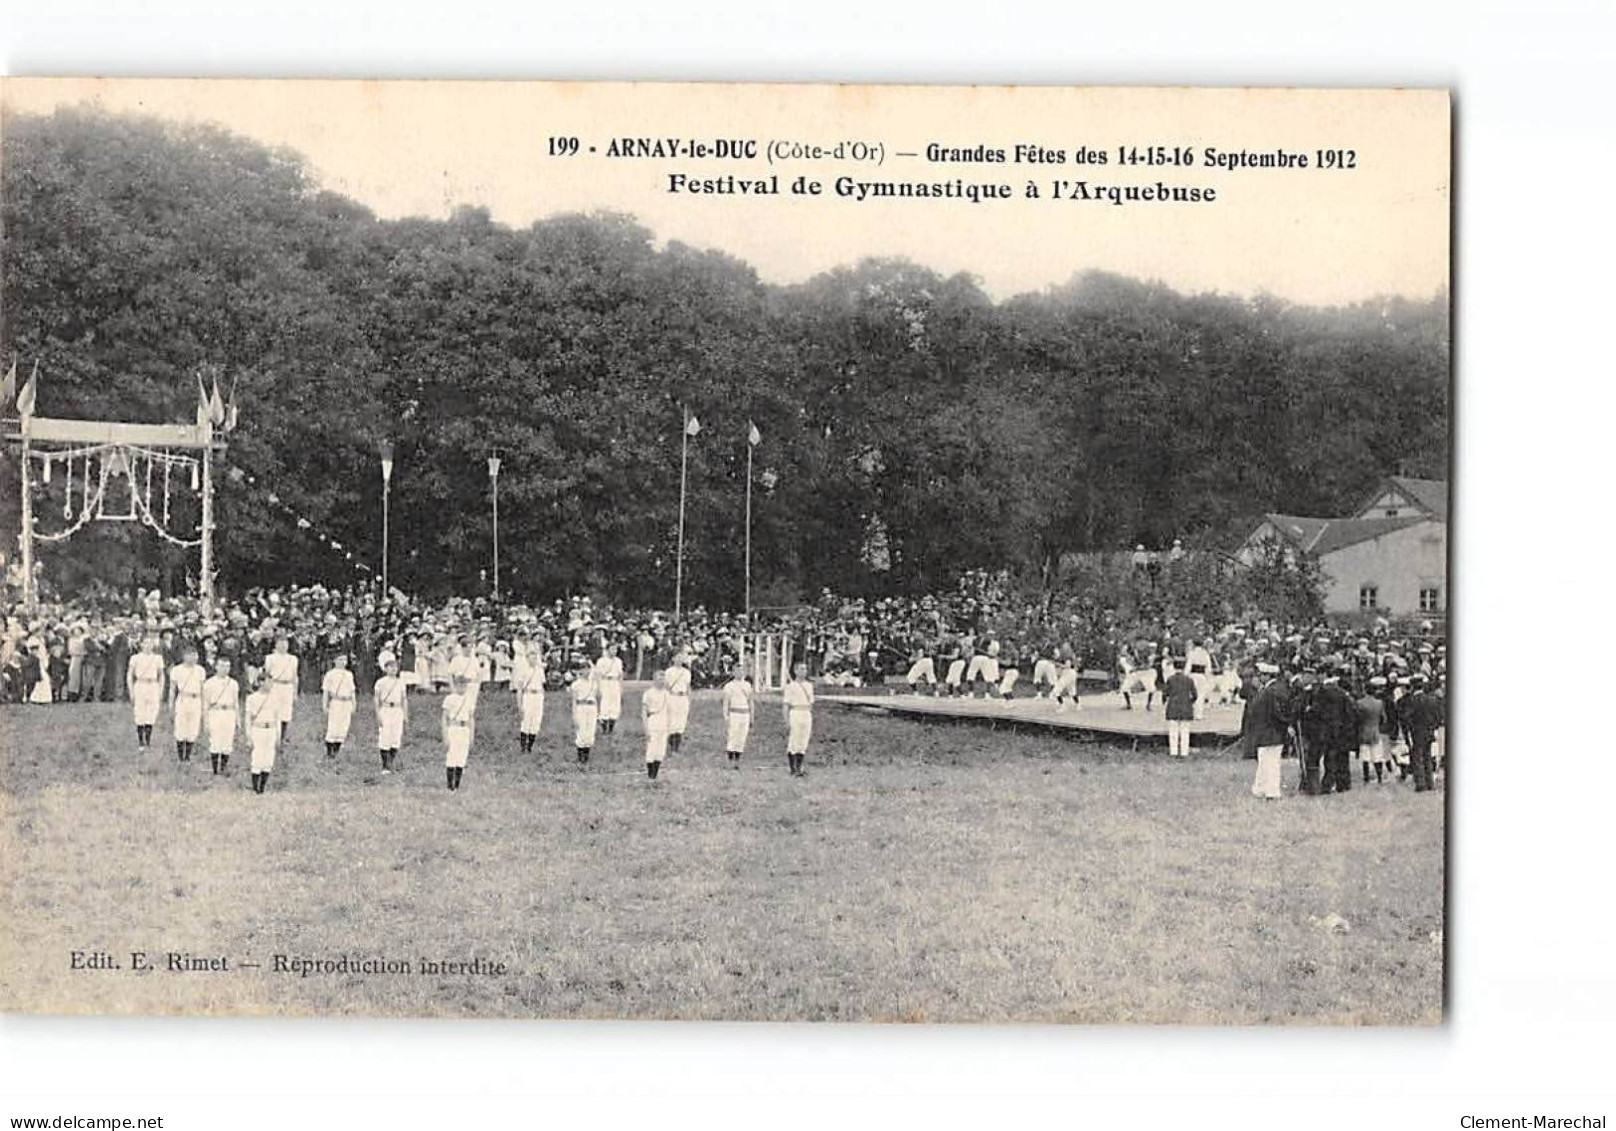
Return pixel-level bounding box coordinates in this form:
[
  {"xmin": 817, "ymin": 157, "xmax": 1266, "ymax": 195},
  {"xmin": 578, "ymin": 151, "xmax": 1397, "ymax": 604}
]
[{"xmin": 200, "ymin": 439, "xmax": 215, "ymax": 612}]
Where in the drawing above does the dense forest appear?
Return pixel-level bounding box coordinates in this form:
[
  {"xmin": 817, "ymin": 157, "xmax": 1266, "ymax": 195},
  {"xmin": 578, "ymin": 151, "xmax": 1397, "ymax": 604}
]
[{"xmin": 0, "ymin": 108, "xmax": 1449, "ymax": 608}]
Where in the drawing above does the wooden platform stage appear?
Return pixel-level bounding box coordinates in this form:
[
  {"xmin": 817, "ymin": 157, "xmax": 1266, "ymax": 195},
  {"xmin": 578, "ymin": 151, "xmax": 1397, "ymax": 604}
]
[{"xmin": 821, "ymin": 690, "xmax": 1246, "ymax": 748}]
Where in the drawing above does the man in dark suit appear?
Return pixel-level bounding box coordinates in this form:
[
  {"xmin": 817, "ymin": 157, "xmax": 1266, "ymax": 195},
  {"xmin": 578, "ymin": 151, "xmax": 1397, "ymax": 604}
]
[
  {"xmin": 1162, "ymin": 658, "xmax": 1198, "ymax": 758},
  {"xmin": 1296, "ymin": 671, "xmax": 1329, "ymax": 794},
  {"xmin": 1314, "ymin": 669, "xmax": 1359, "ymax": 794},
  {"xmin": 1400, "ymin": 675, "xmax": 1445, "ymax": 792},
  {"xmin": 1243, "ymin": 662, "xmax": 1295, "ymax": 800}
]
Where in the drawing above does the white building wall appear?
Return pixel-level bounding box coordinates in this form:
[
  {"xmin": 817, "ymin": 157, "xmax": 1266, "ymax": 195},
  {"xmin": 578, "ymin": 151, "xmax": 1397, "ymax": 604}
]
[{"xmin": 1319, "ymin": 520, "xmax": 1446, "ymax": 615}]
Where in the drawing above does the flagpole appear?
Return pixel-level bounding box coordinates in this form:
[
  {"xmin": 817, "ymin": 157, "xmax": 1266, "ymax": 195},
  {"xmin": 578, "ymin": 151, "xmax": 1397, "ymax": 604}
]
[
  {"xmin": 200, "ymin": 436, "xmax": 215, "ymax": 613},
  {"xmin": 675, "ymin": 408, "xmax": 689, "ymax": 622},
  {"xmin": 487, "ymin": 453, "xmax": 502, "ymax": 602},
  {"xmin": 19, "ymin": 422, "xmax": 36, "ymax": 614},
  {"xmin": 744, "ymin": 431, "xmax": 753, "ymax": 619}
]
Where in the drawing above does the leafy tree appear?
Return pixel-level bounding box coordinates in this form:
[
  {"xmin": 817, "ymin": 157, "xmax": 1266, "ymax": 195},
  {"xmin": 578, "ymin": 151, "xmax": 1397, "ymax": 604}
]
[{"xmin": 1, "ymin": 107, "xmax": 1449, "ymax": 616}]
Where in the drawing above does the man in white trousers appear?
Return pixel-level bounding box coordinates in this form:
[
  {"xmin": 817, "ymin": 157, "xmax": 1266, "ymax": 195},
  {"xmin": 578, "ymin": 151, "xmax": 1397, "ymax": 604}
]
[
  {"xmin": 514, "ymin": 644, "xmax": 547, "ymax": 755},
  {"xmin": 642, "ymin": 670, "xmax": 670, "ymax": 782},
  {"xmin": 321, "ymin": 652, "xmax": 357, "ymax": 758},
  {"xmin": 782, "ymin": 661, "xmax": 815, "ymax": 777},
  {"xmin": 593, "ymin": 643, "xmax": 625, "ymax": 735},
  {"xmin": 262, "ymin": 636, "xmax": 299, "ymax": 744},
  {"xmin": 721, "ymin": 661, "xmax": 754, "ymax": 768},
  {"xmin": 373, "ymin": 656, "xmax": 409, "ymax": 774},
  {"xmin": 168, "ymin": 643, "xmax": 207, "ymax": 763},
  {"xmin": 202, "ymin": 655, "xmax": 240, "ymax": 777},
  {"xmin": 664, "ymin": 650, "xmax": 693, "ymax": 755},
  {"xmin": 126, "ymin": 636, "xmax": 166, "ymax": 752}
]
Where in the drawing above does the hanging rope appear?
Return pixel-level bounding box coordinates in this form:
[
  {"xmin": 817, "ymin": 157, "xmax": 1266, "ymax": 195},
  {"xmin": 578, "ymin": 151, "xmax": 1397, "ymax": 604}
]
[
  {"xmin": 33, "ymin": 462, "xmax": 110, "ymax": 543},
  {"xmin": 25, "ymin": 442, "xmax": 203, "ymax": 546},
  {"xmin": 80, "ymin": 454, "xmax": 96, "ymax": 521},
  {"xmin": 131, "ymin": 471, "xmax": 202, "ymax": 547}
]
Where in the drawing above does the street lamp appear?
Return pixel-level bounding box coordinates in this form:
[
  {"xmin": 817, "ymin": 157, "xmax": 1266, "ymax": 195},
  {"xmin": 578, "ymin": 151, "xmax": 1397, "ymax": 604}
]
[
  {"xmin": 379, "ymin": 439, "xmax": 394, "ymax": 594},
  {"xmin": 487, "ymin": 452, "xmax": 502, "ymax": 601}
]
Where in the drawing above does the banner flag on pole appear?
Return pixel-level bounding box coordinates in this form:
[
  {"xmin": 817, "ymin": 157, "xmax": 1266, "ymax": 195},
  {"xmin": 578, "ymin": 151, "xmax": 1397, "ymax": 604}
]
[
  {"xmin": 0, "ymin": 359, "xmax": 15, "ymax": 408},
  {"xmin": 685, "ymin": 413, "xmax": 701, "ymax": 437},
  {"xmin": 208, "ymin": 379, "xmax": 227, "ymax": 426},
  {"xmin": 16, "ymin": 360, "xmax": 38, "ymax": 419},
  {"xmin": 748, "ymin": 420, "xmax": 761, "ymax": 447}
]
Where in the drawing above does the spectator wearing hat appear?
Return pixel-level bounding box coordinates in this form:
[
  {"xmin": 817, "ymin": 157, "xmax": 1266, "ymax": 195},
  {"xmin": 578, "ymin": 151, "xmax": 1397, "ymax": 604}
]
[
  {"xmin": 1314, "ymin": 670, "xmax": 1358, "ymax": 794},
  {"xmin": 79, "ymin": 630, "xmax": 108, "ymax": 702},
  {"xmin": 1296, "ymin": 670, "xmax": 1330, "ymax": 794},
  {"xmin": 1243, "ymin": 662, "xmax": 1293, "ymax": 800},
  {"xmin": 1357, "ymin": 678, "xmax": 1390, "ymax": 784},
  {"xmin": 46, "ymin": 640, "xmax": 69, "ymax": 702},
  {"xmin": 1400, "ymin": 675, "xmax": 1444, "ymax": 792}
]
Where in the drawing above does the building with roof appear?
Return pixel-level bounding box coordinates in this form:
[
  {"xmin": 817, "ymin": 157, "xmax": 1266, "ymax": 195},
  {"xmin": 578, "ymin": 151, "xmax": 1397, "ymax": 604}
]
[
  {"xmin": 1238, "ymin": 477, "xmax": 1448, "ymax": 618},
  {"xmin": 1355, "ymin": 476, "xmax": 1447, "ymax": 522}
]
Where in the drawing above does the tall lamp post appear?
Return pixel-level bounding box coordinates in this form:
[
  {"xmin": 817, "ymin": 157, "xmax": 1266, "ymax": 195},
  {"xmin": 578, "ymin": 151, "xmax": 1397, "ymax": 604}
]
[
  {"xmin": 487, "ymin": 452, "xmax": 502, "ymax": 601},
  {"xmin": 379, "ymin": 440, "xmax": 394, "ymax": 594}
]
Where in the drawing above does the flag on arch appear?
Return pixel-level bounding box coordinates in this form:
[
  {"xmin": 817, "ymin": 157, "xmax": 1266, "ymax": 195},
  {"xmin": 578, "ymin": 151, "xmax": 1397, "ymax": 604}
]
[
  {"xmin": 208, "ymin": 379, "xmax": 227, "ymax": 427},
  {"xmin": 0, "ymin": 359, "xmax": 15, "ymax": 408},
  {"xmin": 685, "ymin": 413, "xmax": 701, "ymax": 438},
  {"xmin": 748, "ymin": 421, "xmax": 761, "ymax": 447},
  {"xmin": 16, "ymin": 359, "xmax": 38, "ymax": 418}
]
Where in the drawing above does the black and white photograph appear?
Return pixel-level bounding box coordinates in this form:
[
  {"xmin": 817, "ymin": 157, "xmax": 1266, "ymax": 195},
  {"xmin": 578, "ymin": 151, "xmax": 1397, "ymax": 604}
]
[{"xmin": 0, "ymin": 78, "xmax": 1454, "ymax": 1026}]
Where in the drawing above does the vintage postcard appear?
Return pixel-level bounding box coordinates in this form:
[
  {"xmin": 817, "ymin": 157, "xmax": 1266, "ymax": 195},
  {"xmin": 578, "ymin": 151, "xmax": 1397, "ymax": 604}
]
[{"xmin": 0, "ymin": 79, "xmax": 1449, "ymax": 1022}]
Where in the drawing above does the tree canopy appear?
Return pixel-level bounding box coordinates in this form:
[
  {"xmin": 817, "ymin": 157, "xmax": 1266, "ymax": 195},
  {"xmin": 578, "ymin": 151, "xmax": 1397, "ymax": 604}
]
[{"xmin": 1, "ymin": 107, "xmax": 1449, "ymax": 608}]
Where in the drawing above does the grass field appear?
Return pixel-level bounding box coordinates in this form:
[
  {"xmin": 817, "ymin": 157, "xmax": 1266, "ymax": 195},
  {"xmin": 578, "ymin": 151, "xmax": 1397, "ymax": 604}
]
[{"xmin": 0, "ymin": 689, "xmax": 1444, "ymax": 1024}]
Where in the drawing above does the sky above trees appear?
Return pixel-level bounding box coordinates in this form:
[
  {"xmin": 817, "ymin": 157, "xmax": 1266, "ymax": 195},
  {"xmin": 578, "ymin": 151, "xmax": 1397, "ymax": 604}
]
[{"xmin": 1, "ymin": 79, "xmax": 1451, "ymax": 306}]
